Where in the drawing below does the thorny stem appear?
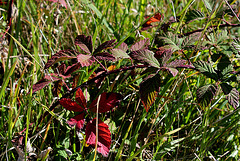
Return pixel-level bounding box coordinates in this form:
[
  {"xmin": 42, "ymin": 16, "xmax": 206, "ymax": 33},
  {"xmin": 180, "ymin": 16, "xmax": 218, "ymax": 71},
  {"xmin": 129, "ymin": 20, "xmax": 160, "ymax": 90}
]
[{"xmin": 43, "ymin": 64, "xmax": 148, "ymax": 118}]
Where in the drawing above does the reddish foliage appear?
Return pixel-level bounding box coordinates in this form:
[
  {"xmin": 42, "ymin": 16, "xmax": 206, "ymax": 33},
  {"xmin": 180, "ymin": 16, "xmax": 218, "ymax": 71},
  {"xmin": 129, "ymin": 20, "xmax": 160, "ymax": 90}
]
[
  {"xmin": 59, "ymin": 98, "xmax": 84, "ymax": 112},
  {"xmin": 89, "ymin": 92, "xmax": 123, "ymax": 113},
  {"xmin": 89, "ymin": 70, "xmax": 105, "ymax": 88},
  {"xmin": 64, "ymin": 62, "xmax": 82, "ymax": 75},
  {"xmin": 67, "ymin": 113, "xmax": 85, "ymax": 130},
  {"xmin": 75, "ymin": 88, "xmax": 87, "ymax": 109},
  {"xmin": 94, "ymin": 52, "xmax": 116, "ymax": 61},
  {"xmin": 130, "ymin": 38, "xmax": 150, "ymax": 51},
  {"xmin": 75, "ymin": 35, "xmax": 93, "ymax": 54},
  {"xmin": 144, "ymin": 13, "xmax": 162, "ymax": 25},
  {"xmin": 0, "ymin": 0, "xmax": 7, "ymax": 5},
  {"xmin": 30, "ymin": 79, "xmax": 52, "ymax": 94},
  {"xmin": 76, "ymin": 54, "xmax": 95, "ymax": 67},
  {"xmin": 94, "ymin": 39, "xmax": 116, "ymax": 54},
  {"xmin": 44, "ymin": 50, "xmax": 76, "ymax": 69},
  {"xmin": 142, "ymin": 13, "xmax": 163, "ymax": 30},
  {"xmin": 85, "ymin": 118, "xmax": 111, "ymax": 157}
]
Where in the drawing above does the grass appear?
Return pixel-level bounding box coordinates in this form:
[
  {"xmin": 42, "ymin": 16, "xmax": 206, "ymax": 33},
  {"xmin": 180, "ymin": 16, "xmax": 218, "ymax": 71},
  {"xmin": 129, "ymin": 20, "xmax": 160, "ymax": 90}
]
[{"xmin": 0, "ymin": 0, "xmax": 240, "ymax": 160}]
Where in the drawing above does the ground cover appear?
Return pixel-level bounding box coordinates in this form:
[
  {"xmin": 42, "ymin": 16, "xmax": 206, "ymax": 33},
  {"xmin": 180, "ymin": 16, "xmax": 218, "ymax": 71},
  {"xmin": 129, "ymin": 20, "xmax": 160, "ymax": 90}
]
[{"xmin": 0, "ymin": 0, "xmax": 240, "ymax": 160}]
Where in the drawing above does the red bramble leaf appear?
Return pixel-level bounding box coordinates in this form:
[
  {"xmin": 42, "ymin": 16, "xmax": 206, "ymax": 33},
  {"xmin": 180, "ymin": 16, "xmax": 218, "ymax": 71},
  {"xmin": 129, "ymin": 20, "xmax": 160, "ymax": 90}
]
[
  {"xmin": 44, "ymin": 50, "xmax": 75, "ymax": 69},
  {"xmin": 77, "ymin": 54, "xmax": 95, "ymax": 67},
  {"xmin": 55, "ymin": 63, "xmax": 66, "ymax": 74},
  {"xmin": 75, "ymin": 35, "xmax": 93, "ymax": 54},
  {"xmin": 130, "ymin": 38, "xmax": 150, "ymax": 51},
  {"xmin": 67, "ymin": 113, "xmax": 85, "ymax": 130},
  {"xmin": 64, "ymin": 63, "xmax": 82, "ymax": 76},
  {"xmin": 44, "ymin": 75, "xmax": 61, "ymax": 81},
  {"xmin": 94, "ymin": 39, "xmax": 116, "ymax": 54},
  {"xmin": 75, "ymin": 88, "xmax": 87, "ymax": 109},
  {"xmin": 52, "ymin": 80, "xmax": 63, "ymax": 96},
  {"xmin": 162, "ymin": 67, "xmax": 179, "ymax": 77},
  {"xmin": 59, "ymin": 98, "xmax": 84, "ymax": 112},
  {"xmin": 85, "ymin": 118, "xmax": 111, "ymax": 157},
  {"xmin": 227, "ymin": 88, "xmax": 239, "ymax": 109},
  {"xmin": 89, "ymin": 92, "xmax": 123, "ymax": 113},
  {"xmin": 94, "ymin": 52, "xmax": 116, "ymax": 61},
  {"xmin": 31, "ymin": 79, "xmax": 52, "ymax": 94},
  {"xmin": 118, "ymin": 42, "xmax": 128, "ymax": 52},
  {"xmin": 166, "ymin": 60, "xmax": 187, "ymax": 68}
]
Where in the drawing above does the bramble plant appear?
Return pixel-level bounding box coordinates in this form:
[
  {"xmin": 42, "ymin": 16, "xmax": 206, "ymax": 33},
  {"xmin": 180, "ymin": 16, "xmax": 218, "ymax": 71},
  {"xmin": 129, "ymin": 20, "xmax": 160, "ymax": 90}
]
[{"xmin": 1, "ymin": 0, "xmax": 240, "ymax": 160}]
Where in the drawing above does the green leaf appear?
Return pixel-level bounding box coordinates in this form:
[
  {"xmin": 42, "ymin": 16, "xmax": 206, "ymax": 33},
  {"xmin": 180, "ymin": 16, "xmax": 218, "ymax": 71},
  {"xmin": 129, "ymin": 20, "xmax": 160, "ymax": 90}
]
[
  {"xmin": 140, "ymin": 74, "xmax": 161, "ymax": 112},
  {"xmin": 111, "ymin": 49, "xmax": 130, "ymax": 59},
  {"xmin": 227, "ymin": 88, "xmax": 239, "ymax": 109},
  {"xmin": 193, "ymin": 61, "xmax": 218, "ymax": 80},
  {"xmin": 197, "ymin": 84, "xmax": 217, "ymax": 107},
  {"xmin": 232, "ymin": 41, "xmax": 240, "ymax": 53},
  {"xmin": 156, "ymin": 34, "xmax": 181, "ymax": 52},
  {"xmin": 221, "ymin": 64, "xmax": 233, "ymax": 80},
  {"xmin": 0, "ymin": 60, "xmax": 17, "ymax": 100},
  {"xmin": 185, "ymin": 9, "xmax": 205, "ymax": 23},
  {"xmin": 130, "ymin": 49, "xmax": 160, "ymax": 68},
  {"xmin": 220, "ymin": 83, "xmax": 232, "ymax": 95},
  {"xmin": 182, "ymin": 32, "xmax": 201, "ymax": 47}
]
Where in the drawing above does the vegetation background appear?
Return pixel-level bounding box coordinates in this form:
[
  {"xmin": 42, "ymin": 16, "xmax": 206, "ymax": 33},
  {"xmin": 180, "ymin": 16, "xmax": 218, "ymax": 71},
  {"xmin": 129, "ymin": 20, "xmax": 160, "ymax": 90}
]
[{"xmin": 0, "ymin": 0, "xmax": 240, "ymax": 160}]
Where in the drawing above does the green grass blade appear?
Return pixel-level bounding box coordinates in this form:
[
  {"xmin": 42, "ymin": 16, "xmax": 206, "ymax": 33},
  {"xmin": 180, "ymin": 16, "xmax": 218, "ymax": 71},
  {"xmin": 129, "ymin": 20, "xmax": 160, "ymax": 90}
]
[{"xmin": 0, "ymin": 60, "xmax": 17, "ymax": 101}]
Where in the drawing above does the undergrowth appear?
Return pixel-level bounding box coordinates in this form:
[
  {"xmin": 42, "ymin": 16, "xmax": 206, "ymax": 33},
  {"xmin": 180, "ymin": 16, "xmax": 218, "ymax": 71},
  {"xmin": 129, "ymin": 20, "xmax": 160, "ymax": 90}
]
[{"xmin": 0, "ymin": 0, "xmax": 240, "ymax": 160}]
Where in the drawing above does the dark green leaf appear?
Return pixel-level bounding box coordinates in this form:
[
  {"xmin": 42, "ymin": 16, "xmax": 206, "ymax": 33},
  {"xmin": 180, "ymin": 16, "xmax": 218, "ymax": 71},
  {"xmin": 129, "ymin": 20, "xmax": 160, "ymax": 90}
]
[
  {"xmin": 197, "ymin": 84, "xmax": 217, "ymax": 107},
  {"xmin": 193, "ymin": 61, "xmax": 218, "ymax": 80},
  {"xmin": 220, "ymin": 83, "xmax": 233, "ymax": 95},
  {"xmin": 185, "ymin": 9, "xmax": 205, "ymax": 23},
  {"xmin": 140, "ymin": 74, "xmax": 161, "ymax": 112}
]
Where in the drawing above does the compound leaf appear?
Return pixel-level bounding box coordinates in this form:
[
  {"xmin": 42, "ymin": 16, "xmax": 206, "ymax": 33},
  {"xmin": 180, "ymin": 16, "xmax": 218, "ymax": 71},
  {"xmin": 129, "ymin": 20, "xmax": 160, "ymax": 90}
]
[
  {"xmin": 94, "ymin": 52, "xmax": 116, "ymax": 61},
  {"xmin": 76, "ymin": 54, "xmax": 95, "ymax": 67},
  {"xmin": 111, "ymin": 49, "xmax": 130, "ymax": 59}
]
